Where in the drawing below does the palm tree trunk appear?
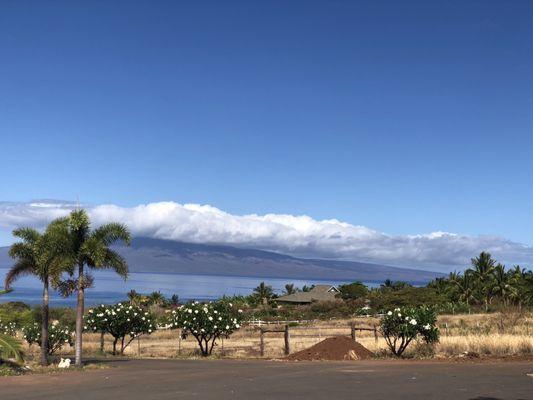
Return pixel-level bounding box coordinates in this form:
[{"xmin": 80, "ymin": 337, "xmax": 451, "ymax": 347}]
[
  {"xmin": 40, "ymin": 277, "xmax": 50, "ymax": 366},
  {"xmin": 75, "ymin": 264, "xmax": 84, "ymax": 366}
]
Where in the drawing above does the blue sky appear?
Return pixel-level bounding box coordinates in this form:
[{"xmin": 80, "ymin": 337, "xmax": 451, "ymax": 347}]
[{"xmin": 1, "ymin": 1, "xmax": 532, "ymax": 269}]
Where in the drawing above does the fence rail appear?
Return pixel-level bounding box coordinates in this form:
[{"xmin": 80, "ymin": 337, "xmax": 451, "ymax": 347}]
[{"xmin": 256, "ymin": 322, "xmax": 379, "ymax": 357}]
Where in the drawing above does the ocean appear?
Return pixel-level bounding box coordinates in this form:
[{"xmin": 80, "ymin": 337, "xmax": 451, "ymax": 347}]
[{"xmin": 0, "ymin": 268, "xmax": 379, "ymax": 307}]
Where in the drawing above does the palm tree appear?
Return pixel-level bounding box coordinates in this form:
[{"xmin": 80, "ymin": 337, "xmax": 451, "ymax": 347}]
[
  {"xmin": 467, "ymin": 251, "xmax": 496, "ymax": 311},
  {"xmin": 452, "ymin": 271, "xmax": 476, "ymax": 308},
  {"xmin": 253, "ymin": 282, "xmax": 274, "ymax": 305},
  {"xmin": 5, "ymin": 220, "xmax": 70, "ymax": 366},
  {"xmin": 491, "ymin": 264, "xmax": 516, "ymax": 306},
  {"xmin": 169, "ymin": 294, "xmax": 180, "ymax": 306},
  {"xmin": 127, "ymin": 289, "xmax": 142, "ymax": 306},
  {"xmin": 508, "ymin": 266, "xmax": 532, "ymax": 310},
  {"xmin": 284, "ymin": 283, "xmax": 297, "ymax": 295},
  {"xmin": 148, "ymin": 291, "xmax": 165, "ymax": 306},
  {"xmin": 381, "ymin": 279, "xmax": 394, "ymax": 290},
  {"xmin": 61, "ymin": 210, "xmax": 131, "ymax": 366}
]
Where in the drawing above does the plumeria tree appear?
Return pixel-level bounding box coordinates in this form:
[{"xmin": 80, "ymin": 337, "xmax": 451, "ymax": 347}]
[
  {"xmin": 85, "ymin": 303, "xmax": 155, "ymax": 355},
  {"xmin": 23, "ymin": 321, "xmax": 74, "ymax": 355},
  {"xmin": 380, "ymin": 306, "xmax": 439, "ymax": 357},
  {"xmin": 168, "ymin": 300, "xmax": 244, "ymax": 356}
]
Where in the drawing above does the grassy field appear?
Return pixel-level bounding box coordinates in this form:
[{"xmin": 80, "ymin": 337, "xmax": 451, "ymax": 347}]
[{"xmin": 21, "ymin": 312, "xmax": 532, "ymax": 360}]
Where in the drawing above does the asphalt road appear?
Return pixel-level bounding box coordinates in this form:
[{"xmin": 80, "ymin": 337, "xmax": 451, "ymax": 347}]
[{"xmin": 2, "ymin": 359, "xmax": 532, "ymax": 400}]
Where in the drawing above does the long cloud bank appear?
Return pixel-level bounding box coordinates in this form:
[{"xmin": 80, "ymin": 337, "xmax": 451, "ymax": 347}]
[{"xmin": 1, "ymin": 200, "xmax": 532, "ymax": 271}]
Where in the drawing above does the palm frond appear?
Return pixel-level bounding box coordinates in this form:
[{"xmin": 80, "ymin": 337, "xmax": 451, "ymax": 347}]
[
  {"xmin": 11, "ymin": 227, "xmax": 40, "ymax": 245},
  {"xmin": 91, "ymin": 223, "xmax": 131, "ymax": 246},
  {"xmin": 8, "ymin": 242, "xmax": 36, "ymax": 262},
  {"xmin": 4, "ymin": 259, "xmax": 36, "ymax": 290},
  {"xmin": 98, "ymin": 249, "xmax": 129, "ymax": 278},
  {"xmin": 0, "ymin": 334, "xmax": 23, "ymax": 362}
]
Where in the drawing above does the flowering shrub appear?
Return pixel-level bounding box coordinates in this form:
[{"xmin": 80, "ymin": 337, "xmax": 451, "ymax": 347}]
[
  {"xmin": 85, "ymin": 303, "xmax": 155, "ymax": 355},
  {"xmin": 380, "ymin": 306, "xmax": 439, "ymax": 357},
  {"xmin": 23, "ymin": 322, "xmax": 74, "ymax": 354},
  {"xmin": 167, "ymin": 300, "xmax": 244, "ymax": 356},
  {"xmin": 0, "ymin": 320, "xmax": 18, "ymax": 336}
]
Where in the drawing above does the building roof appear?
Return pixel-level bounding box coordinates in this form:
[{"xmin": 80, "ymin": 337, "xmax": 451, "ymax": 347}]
[{"xmin": 277, "ymin": 285, "xmax": 340, "ymax": 304}]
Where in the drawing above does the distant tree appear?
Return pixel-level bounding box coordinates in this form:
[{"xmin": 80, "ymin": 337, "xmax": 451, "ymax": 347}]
[
  {"xmin": 283, "ymin": 284, "xmax": 297, "ymax": 295},
  {"xmin": 452, "ymin": 272, "xmax": 476, "ymax": 308},
  {"xmin": 253, "ymin": 282, "xmax": 274, "ymax": 305},
  {"xmin": 337, "ymin": 281, "xmax": 369, "ymax": 300},
  {"xmin": 127, "ymin": 290, "xmax": 142, "ymax": 305},
  {"xmin": 302, "ymin": 284, "xmax": 315, "ymax": 292},
  {"xmin": 492, "ymin": 264, "xmax": 515, "ymax": 306},
  {"xmin": 381, "ymin": 279, "xmax": 394, "ymax": 290},
  {"xmin": 148, "ymin": 291, "xmax": 166, "ymax": 307},
  {"xmin": 467, "ymin": 252, "xmax": 497, "ymax": 311},
  {"xmin": 380, "ymin": 280, "xmax": 411, "ymax": 292},
  {"xmin": 169, "ymin": 294, "xmax": 180, "ymax": 306}
]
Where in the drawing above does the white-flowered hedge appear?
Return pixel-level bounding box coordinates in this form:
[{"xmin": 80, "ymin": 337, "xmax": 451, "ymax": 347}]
[
  {"xmin": 167, "ymin": 300, "xmax": 244, "ymax": 356},
  {"xmin": 380, "ymin": 306, "xmax": 439, "ymax": 357},
  {"xmin": 85, "ymin": 303, "xmax": 155, "ymax": 355}
]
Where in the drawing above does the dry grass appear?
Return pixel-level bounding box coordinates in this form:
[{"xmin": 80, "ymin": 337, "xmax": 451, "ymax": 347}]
[{"xmin": 20, "ymin": 312, "xmax": 533, "ymax": 361}]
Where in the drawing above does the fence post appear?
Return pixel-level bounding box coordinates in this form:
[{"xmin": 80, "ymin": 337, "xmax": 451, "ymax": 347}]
[
  {"xmin": 373, "ymin": 325, "xmax": 378, "ymax": 343},
  {"xmin": 284, "ymin": 325, "xmax": 290, "ymax": 355},
  {"xmin": 260, "ymin": 328, "xmax": 265, "ymax": 357},
  {"xmin": 350, "ymin": 321, "xmax": 356, "ymax": 341}
]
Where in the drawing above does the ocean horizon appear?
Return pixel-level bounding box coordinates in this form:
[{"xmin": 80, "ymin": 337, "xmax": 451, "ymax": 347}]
[{"xmin": 0, "ymin": 268, "xmax": 384, "ymax": 307}]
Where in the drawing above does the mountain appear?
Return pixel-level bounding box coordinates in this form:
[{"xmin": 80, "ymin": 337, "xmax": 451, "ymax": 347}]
[{"xmin": 0, "ymin": 237, "xmax": 443, "ymax": 283}]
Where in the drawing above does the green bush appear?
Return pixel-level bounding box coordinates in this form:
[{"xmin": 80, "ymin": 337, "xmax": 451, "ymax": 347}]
[
  {"xmin": 337, "ymin": 282, "xmax": 369, "ymax": 300},
  {"xmin": 380, "ymin": 306, "xmax": 439, "ymax": 357}
]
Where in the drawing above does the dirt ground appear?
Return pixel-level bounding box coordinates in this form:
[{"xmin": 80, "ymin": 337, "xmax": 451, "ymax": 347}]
[{"xmin": 2, "ymin": 358, "xmax": 532, "ymax": 400}]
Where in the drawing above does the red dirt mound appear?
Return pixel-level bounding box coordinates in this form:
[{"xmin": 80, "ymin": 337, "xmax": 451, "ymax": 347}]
[{"xmin": 287, "ymin": 336, "xmax": 374, "ymax": 361}]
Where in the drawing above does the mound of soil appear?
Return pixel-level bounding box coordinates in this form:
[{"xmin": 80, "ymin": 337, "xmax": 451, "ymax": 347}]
[{"xmin": 287, "ymin": 336, "xmax": 374, "ymax": 361}]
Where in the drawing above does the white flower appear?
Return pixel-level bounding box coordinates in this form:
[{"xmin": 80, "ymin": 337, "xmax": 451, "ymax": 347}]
[
  {"xmin": 423, "ymin": 324, "xmax": 431, "ymax": 330},
  {"xmin": 208, "ymin": 316, "xmax": 213, "ymax": 321},
  {"xmin": 397, "ymin": 313, "xmax": 402, "ymax": 317},
  {"xmin": 387, "ymin": 311, "xmax": 392, "ymax": 316},
  {"xmin": 410, "ymin": 319, "xmax": 417, "ymax": 325}
]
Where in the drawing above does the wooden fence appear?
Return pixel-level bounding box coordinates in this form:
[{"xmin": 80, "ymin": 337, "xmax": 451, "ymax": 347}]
[{"xmin": 257, "ymin": 322, "xmax": 379, "ymax": 356}]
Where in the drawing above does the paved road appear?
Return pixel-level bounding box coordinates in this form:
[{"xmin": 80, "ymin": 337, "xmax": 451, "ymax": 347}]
[{"xmin": 2, "ymin": 359, "xmax": 532, "ymax": 400}]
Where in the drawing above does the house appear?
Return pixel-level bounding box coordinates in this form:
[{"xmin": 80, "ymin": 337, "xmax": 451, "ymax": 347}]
[{"xmin": 276, "ymin": 285, "xmax": 340, "ymax": 305}]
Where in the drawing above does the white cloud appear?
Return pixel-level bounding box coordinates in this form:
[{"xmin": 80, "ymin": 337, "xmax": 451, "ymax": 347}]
[{"xmin": 1, "ymin": 200, "xmax": 532, "ymax": 271}]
